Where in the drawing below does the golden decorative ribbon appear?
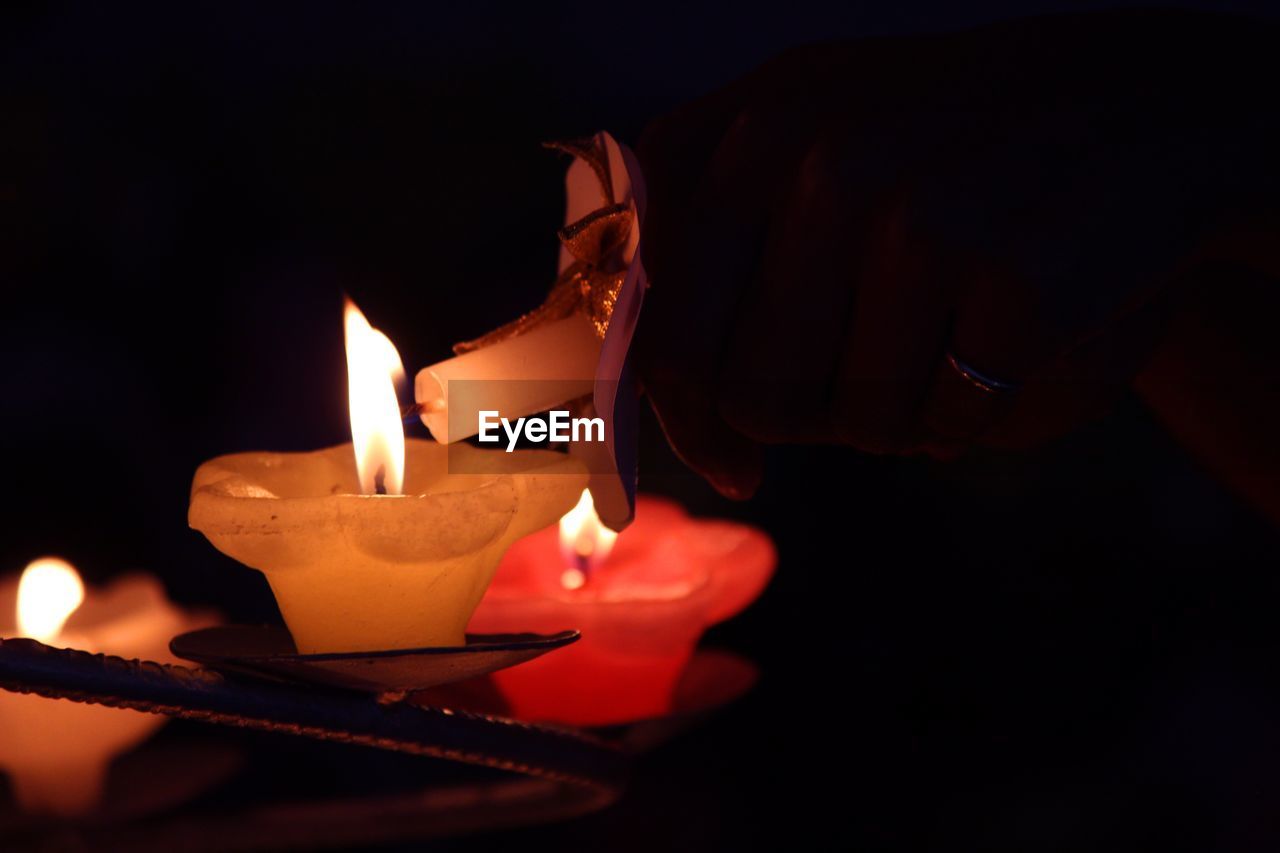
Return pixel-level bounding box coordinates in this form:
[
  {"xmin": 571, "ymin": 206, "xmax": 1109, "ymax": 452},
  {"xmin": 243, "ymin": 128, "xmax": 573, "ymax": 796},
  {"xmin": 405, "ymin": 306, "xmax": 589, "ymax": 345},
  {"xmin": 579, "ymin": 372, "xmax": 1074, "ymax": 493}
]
[{"xmin": 453, "ymin": 137, "xmax": 633, "ymax": 355}]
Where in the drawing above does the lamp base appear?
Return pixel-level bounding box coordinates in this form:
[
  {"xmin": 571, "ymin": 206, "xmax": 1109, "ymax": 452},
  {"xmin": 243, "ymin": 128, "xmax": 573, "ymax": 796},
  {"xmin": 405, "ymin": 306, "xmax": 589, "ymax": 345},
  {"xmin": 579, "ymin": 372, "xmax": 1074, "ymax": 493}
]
[{"xmin": 168, "ymin": 624, "xmax": 579, "ymax": 695}]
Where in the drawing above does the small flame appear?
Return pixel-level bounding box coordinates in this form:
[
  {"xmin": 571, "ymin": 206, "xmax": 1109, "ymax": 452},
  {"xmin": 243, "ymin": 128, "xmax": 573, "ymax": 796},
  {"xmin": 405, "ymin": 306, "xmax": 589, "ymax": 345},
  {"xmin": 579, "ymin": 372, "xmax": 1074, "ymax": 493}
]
[
  {"xmin": 17, "ymin": 557, "xmax": 85, "ymax": 644},
  {"xmin": 559, "ymin": 489, "xmax": 618, "ymax": 588},
  {"xmin": 344, "ymin": 298, "xmax": 406, "ymax": 496}
]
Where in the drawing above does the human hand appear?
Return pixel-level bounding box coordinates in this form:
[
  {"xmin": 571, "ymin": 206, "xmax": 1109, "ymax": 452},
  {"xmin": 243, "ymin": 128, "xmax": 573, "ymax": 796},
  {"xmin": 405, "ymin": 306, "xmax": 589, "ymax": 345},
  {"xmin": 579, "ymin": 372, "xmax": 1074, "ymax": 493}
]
[{"xmin": 633, "ymin": 11, "xmax": 1276, "ymax": 498}]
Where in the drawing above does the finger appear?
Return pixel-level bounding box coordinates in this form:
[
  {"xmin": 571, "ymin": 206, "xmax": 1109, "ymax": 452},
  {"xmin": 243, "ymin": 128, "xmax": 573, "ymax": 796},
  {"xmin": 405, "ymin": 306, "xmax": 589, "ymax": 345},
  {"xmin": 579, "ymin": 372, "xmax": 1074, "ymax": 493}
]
[
  {"xmin": 919, "ymin": 255, "xmax": 1042, "ymax": 443},
  {"xmin": 644, "ymin": 378, "xmax": 764, "ymax": 500},
  {"xmin": 637, "ymin": 76, "xmax": 829, "ymax": 492},
  {"xmin": 717, "ymin": 133, "xmax": 862, "ymax": 444},
  {"xmin": 637, "ymin": 97, "xmax": 768, "ymax": 498},
  {"xmin": 979, "ymin": 283, "xmax": 1171, "ymax": 449},
  {"xmin": 637, "ymin": 47, "xmax": 837, "ymax": 274},
  {"xmin": 829, "ymin": 187, "xmax": 950, "ymax": 454}
]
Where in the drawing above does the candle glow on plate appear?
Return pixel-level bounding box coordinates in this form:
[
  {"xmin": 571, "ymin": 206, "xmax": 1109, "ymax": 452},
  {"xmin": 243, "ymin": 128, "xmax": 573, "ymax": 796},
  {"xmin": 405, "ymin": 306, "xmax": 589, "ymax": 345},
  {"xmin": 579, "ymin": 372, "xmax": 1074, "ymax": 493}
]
[{"xmin": 0, "ymin": 558, "xmax": 209, "ymax": 816}]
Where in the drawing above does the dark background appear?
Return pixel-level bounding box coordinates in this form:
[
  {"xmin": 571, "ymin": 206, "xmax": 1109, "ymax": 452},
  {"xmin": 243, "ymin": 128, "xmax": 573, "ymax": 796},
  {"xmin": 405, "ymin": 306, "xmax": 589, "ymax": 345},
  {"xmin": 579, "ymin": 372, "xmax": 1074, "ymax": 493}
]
[{"xmin": 4, "ymin": 2, "xmax": 1280, "ymax": 849}]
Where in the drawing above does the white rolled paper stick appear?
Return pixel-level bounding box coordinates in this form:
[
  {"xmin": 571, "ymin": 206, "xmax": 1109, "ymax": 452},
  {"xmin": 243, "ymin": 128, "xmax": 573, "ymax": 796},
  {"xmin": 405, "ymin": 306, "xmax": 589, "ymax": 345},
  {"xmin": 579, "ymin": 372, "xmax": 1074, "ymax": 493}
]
[{"xmin": 414, "ymin": 312, "xmax": 602, "ymax": 444}]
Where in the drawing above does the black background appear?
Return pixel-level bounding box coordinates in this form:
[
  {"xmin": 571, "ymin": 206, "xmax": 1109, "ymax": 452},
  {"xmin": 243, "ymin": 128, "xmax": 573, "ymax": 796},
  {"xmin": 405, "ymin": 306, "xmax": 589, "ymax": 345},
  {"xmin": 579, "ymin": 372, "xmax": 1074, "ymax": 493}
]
[{"xmin": 4, "ymin": 2, "xmax": 1280, "ymax": 849}]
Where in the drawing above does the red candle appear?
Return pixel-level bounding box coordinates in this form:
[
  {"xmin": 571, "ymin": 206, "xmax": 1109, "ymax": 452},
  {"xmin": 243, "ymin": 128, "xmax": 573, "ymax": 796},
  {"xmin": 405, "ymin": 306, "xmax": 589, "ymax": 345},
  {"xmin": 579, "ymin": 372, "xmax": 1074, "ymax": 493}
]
[{"xmin": 468, "ymin": 493, "xmax": 775, "ymax": 726}]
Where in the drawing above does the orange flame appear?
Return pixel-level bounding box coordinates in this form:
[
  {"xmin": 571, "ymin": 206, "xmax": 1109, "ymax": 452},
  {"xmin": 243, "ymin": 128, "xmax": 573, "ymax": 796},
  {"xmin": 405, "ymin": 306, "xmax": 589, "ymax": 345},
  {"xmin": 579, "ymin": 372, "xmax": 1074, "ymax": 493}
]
[
  {"xmin": 558, "ymin": 489, "xmax": 618, "ymax": 588},
  {"xmin": 344, "ymin": 299, "xmax": 406, "ymax": 495},
  {"xmin": 17, "ymin": 557, "xmax": 85, "ymax": 643}
]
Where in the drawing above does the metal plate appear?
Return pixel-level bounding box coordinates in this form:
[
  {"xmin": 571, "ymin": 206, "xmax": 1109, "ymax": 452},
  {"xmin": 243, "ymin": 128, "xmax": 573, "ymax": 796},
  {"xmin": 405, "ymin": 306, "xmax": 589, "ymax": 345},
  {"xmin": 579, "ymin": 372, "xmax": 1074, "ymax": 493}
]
[{"xmin": 169, "ymin": 625, "xmax": 579, "ymax": 694}]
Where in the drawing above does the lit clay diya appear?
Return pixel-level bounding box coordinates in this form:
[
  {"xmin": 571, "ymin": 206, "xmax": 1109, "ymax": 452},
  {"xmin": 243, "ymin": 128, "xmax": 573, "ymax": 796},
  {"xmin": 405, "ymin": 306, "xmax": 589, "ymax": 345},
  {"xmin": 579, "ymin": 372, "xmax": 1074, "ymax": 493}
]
[
  {"xmin": 189, "ymin": 438, "xmax": 587, "ymax": 655},
  {"xmin": 470, "ymin": 495, "xmax": 776, "ymax": 726},
  {"xmin": 0, "ymin": 560, "xmax": 210, "ymax": 815}
]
